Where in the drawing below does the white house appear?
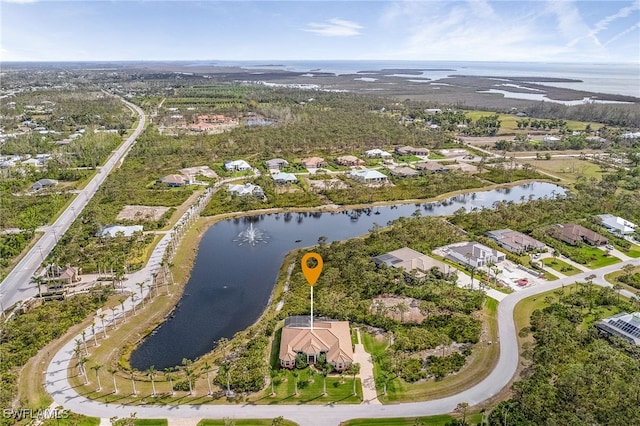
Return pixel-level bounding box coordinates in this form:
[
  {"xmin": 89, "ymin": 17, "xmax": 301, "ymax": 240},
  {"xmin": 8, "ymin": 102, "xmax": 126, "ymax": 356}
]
[
  {"xmin": 447, "ymin": 242, "xmax": 505, "ymax": 268},
  {"xmin": 364, "ymin": 149, "xmax": 392, "ymax": 159},
  {"xmin": 228, "ymin": 183, "xmax": 265, "ymax": 198},
  {"xmin": 349, "ymin": 169, "xmax": 388, "ymax": 183},
  {"xmin": 543, "ymin": 136, "xmax": 561, "ymax": 142},
  {"xmin": 271, "ymin": 172, "xmax": 297, "ymax": 184},
  {"xmin": 598, "ymin": 214, "xmax": 637, "ymax": 236},
  {"xmin": 224, "ymin": 160, "xmax": 252, "ymax": 172},
  {"xmin": 98, "ymin": 225, "xmax": 143, "ymax": 238}
]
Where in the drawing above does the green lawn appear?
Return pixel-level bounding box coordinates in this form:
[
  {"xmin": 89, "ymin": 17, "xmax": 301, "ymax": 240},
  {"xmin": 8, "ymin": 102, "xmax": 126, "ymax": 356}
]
[
  {"xmin": 542, "ymin": 258, "xmax": 581, "ymax": 276},
  {"xmin": 263, "ymin": 368, "xmax": 362, "ymax": 405},
  {"xmin": 428, "ymin": 152, "xmax": 446, "ymax": 160},
  {"xmin": 198, "ymin": 420, "xmax": 298, "ymax": 426},
  {"xmin": 604, "ymin": 266, "xmax": 640, "ymax": 293},
  {"xmin": 341, "ymin": 413, "xmax": 484, "ymax": 426},
  {"xmin": 134, "ymin": 420, "xmax": 168, "ymax": 426},
  {"xmin": 581, "ymin": 247, "xmax": 621, "ymax": 268},
  {"xmin": 622, "ymin": 244, "xmax": 640, "ymax": 258}
]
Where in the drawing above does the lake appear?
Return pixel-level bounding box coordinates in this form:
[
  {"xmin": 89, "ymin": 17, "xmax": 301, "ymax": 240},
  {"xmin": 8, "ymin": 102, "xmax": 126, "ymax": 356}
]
[{"xmin": 129, "ymin": 182, "xmax": 565, "ymax": 370}]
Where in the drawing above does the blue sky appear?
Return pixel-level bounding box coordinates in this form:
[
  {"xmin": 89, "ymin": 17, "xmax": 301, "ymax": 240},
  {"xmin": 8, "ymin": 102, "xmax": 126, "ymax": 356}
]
[{"xmin": 1, "ymin": 0, "xmax": 639, "ymax": 63}]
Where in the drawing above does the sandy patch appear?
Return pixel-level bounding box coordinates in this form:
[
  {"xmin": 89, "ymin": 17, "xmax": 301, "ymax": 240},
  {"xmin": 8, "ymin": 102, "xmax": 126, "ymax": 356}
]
[
  {"xmin": 116, "ymin": 205, "xmax": 170, "ymax": 221},
  {"xmin": 307, "ymin": 178, "xmax": 348, "ymax": 191}
]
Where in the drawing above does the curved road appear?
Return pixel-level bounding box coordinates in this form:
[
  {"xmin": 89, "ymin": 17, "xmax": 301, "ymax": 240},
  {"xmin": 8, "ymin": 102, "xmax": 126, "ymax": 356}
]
[
  {"xmin": 45, "ymin": 252, "xmax": 640, "ymax": 424},
  {"xmin": 0, "ymin": 97, "xmax": 146, "ymax": 310}
]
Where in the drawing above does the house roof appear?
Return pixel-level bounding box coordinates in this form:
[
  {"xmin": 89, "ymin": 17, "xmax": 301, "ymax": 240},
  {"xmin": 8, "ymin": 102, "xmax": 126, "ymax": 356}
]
[
  {"xmin": 597, "ymin": 312, "xmax": 640, "ymax": 345},
  {"xmin": 98, "ymin": 225, "xmax": 143, "ymax": 238},
  {"xmin": 598, "ymin": 214, "xmax": 637, "ymax": 234},
  {"xmin": 271, "ymin": 172, "xmax": 297, "ymax": 182},
  {"xmin": 415, "ymin": 162, "xmax": 448, "ymax": 171},
  {"xmin": 350, "ymin": 169, "xmax": 387, "ymax": 180},
  {"xmin": 158, "ymin": 174, "xmax": 188, "ymax": 185},
  {"xmin": 486, "ymin": 229, "xmax": 545, "ymax": 252},
  {"xmin": 228, "ymin": 182, "xmax": 263, "ymax": 196},
  {"xmin": 279, "ymin": 316, "xmax": 353, "ymax": 365},
  {"xmin": 448, "ymin": 242, "xmax": 504, "ymax": 263},
  {"xmin": 225, "ymin": 159, "xmax": 251, "ymax": 169},
  {"xmin": 336, "ymin": 155, "xmax": 362, "ymax": 163},
  {"xmin": 365, "ymin": 149, "xmax": 392, "ymax": 157},
  {"xmin": 554, "ymin": 223, "xmax": 607, "ymax": 244},
  {"xmin": 265, "ymin": 158, "xmax": 289, "ymax": 167},
  {"xmin": 301, "ymin": 157, "xmax": 325, "ymax": 167},
  {"xmin": 391, "ymin": 167, "xmax": 418, "ymax": 176},
  {"xmin": 372, "ymin": 247, "xmax": 448, "ymax": 276}
]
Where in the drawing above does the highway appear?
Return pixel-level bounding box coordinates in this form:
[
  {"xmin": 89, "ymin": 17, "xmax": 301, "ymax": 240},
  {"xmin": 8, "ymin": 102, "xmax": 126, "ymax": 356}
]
[{"xmin": 0, "ymin": 97, "xmax": 146, "ymax": 311}]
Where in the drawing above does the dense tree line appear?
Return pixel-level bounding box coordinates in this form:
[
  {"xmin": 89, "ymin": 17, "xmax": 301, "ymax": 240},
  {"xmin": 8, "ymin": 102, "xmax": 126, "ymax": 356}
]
[{"xmin": 488, "ymin": 286, "xmax": 640, "ymax": 425}]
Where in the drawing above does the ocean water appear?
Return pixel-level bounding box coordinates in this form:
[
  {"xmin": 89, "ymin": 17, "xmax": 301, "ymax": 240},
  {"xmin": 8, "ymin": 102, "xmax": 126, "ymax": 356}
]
[{"xmin": 208, "ymin": 60, "xmax": 639, "ymax": 98}]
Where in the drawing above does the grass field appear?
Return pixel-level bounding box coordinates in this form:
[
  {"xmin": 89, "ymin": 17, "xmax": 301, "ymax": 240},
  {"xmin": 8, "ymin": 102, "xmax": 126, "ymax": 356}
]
[
  {"xmin": 581, "ymin": 247, "xmax": 621, "ymax": 268},
  {"xmin": 542, "ymin": 258, "xmax": 581, "ymax": 276},
  {"xmin": 340, "ymin": 412, "xmax": 484, "ymax": 426},
  {"xmin": 604, "ymin": 266, "xmax": 640, "ymax": 294},
  {"xmin": 465, "ymin": 110, "xmax": 602, "ymax": 134},
  {"xmin": 524, "ymin": 158, "xmax": 604, "ymax": 184},
  {"xmin": 262, "ymin": 368, "xmax": 362, "ymax": 405}
]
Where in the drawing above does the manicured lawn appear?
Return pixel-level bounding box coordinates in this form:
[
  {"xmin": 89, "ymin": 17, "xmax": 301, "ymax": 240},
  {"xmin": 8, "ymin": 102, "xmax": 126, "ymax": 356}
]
[
  {"xmin": 199, "ymin": 420, "xmax": 298, "ymax": 426},
  {"xmin": 428, "ymin": 152, "xmax": 446, "ymax": 160},
  {"xmin": 264, "ymin": 368, "xmax": 362, "ymax": 405},
  {"xmin": 581, "ymin": 247, "xmax": 621, "ymax": 268},
  {"xmin": 341, "ymin": 413, "xmax": 484, "ymax": 426},
  {"xmin": 134, "ymin": 420, "xmax": 168, "ymax": 426},
  {"xmin": 542, "ymin": 258, "xmax": 581, "ymax": 276},
  {"xmin": 622, "ymin": 244, "xmax": 640, "ymax": 258}
]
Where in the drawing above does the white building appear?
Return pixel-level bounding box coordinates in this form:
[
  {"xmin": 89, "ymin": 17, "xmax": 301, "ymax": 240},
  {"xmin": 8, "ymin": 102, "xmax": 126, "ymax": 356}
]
[
  {"xmin": 228, "ymin": 183, "xmax": 264, "ymax": 198},
  {"xmin": 447, "ymin": 242, "xmax": 506, "ymax": 268},
  {"xmin": 364, "ymin": 149, "xmax": 392, "ymax": 159},
  {"xmin": 224, "ymin": 160, "xmax": 252, "ymax": 172},
  {"xmin": 598, "ymin": 214, "xmax": 637, "ymax": 236},
  {"xmin": 98, "ymin": 225, "xmax": 143, "ymax": 238},
  {"xmin": 349, "ymin": 169, "xmax": 388, "ymax": 183}
]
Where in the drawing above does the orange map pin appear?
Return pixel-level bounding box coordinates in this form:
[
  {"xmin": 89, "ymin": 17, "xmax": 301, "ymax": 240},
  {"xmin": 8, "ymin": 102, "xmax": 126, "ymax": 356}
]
[{"xmin": 301, "ymin": 253, "xmax": 323, "ymax": 286}]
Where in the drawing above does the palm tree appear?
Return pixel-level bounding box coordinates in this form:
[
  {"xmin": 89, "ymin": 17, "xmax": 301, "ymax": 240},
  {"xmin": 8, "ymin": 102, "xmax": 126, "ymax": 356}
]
[
  {"xmin": 350, "ymin": 363, "xmax": 361, "ymax": 396},
  {"xmin": 203, "ymin": 362, "xmax": 213, "ymax": 396},
  {"xmin": 111, "ymin": 307, "xmax": 119, "ymax": 327},
  {"xmin": 164, "ymin": 368, "xmax": 175, "ymax": 396},
  {"xmin": 107, "ymin": 367, "xmax": 118, "ymax": 394},
  {"xmin": 79, "ymin": 357, "xmax": 89, "ymax": 385},
  {"xmin": 130, "ymin": 293, "xmax": 137, "ymax": 315},
  {"xmin": 129, "ymin": 369, "xmax": 138, "ymax": 395},
  {"xmin": 80, "ymin": 330, "xmax": 88, "ymax": 356},
  {"xmin": 292, "ymin": 369, "xmax": 299, "ymax": 396},
  {"xmin": 136, "ymin": 282, "xmax": 145, "ymax": 306},
  {"xmin": 91, "ymin": 364, "xmax": 102, "ymax": 391},
  {"xmin": 91, "ymin": 323, "xmax": 99, "ymax": 347},
  {"xmin": 217, "ymin": 337, "xmax": 229, "ymax": 363},
  {"xmin": 147, "ymin": 366, "xmax": 157, "ymax": 396},
  {"xmin": 119, "ymin": 298, "xmax": 127, "ymax": 322},
  {"xmin": 322, "ymin": 364, "xmax": 332, "ymax": 396},
  {"xmin": 270, "ymin": 368, "xmax": 279, "ymax": 396},
  {"xmin": 182, "ymin": 358, "xmax": 194, "ymax": 396},
  {"xmin": 30, "ymin": 275, "xmax": 44, "ymax": 300},
  {"xmin": 98, "ymin": 314, "xmax": 107, "ymax": 338}
]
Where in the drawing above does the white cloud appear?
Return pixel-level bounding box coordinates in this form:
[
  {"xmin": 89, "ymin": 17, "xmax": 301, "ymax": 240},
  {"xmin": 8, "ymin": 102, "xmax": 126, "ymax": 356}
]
[
  {"xmin": 605, "ymin": 22, "xmax": 640, "ymax": 45},
  {"xmin": 567, "ymin": 0, "xmax": 640, "ymax": 48},
  {"xmin": 304, "ymin": 18, "xmax": 363, "ymax": 37},
  {"xmin": 1, "ymin": 0, "xmax": 39, "ymax": 3}
]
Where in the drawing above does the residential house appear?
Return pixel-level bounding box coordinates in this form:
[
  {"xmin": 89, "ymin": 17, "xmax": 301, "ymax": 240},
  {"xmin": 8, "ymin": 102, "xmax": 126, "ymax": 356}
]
[
  {"xmin": 32, "ymin": 178, "xmax": 58, "ymax": 191},
  {"xmin": 447, "ymin": 242, "xmax": 506, "ymax": 268},
  {"xmin": 46, "ymin": 264, "xmax": 81, "ymax": 288},
  {"xmin": 486, "ymin": 229, "xmax": 546, "ymax": 254},
  {"xmin": 196, "ymin": 114, "xmax": 232, "ymax": 124},
  {"xmin": 372, "ymin": 247, "xmax": 451, "ymax": 278},
  {"xmin": 279, "ymin": 316, "xmax": 353, "ymax": 371},
  {"xmin": 551, "ymin": 223, "xmax": 608, "ymax": 246},
  {"xmin": 98, "ymin": 225, "xmax": 143, "ymax": 238},
  {"xmin": 157, "ymin": 174, "xmax": 191, "ymax": 187},
  {"xmin": 364, "ymin": 149, "xmax": 392, "ymax": 159},
  {"xmin": 415, "ymin": 162, "xmax": 450, "ymax": 173},
  {"xmin": 597, "ymin": 214, "xmax": 637, "ymax": 236},
  {"xmin": 228, "ymin": 183, "xmax": 265, "ymax": 199},
  {"xmin": 301, "ymin": 157, "xmax": 326, "ymax": 169},
  {"xmin": 22, "ymin": 158, "xmax": 43, "ymax": 167},
  {"xmin": 271, "ymin": 172, "xmax": 297, "ymax": 184},
  {"xmin": 394, "ymin": 146, "xmax": 430, "ymax": 156},
  {"xmin": 349, "ymin": 169, "xmax": 388, "ymax": 183},
  {"xmin": 335, "ymin": 155, "xmax": 364, "ymax": 167},
  {"xmin": 224, "ymin": 160, "xmax": 252, "ymax": 172},
  {"xmin": 543, "ymin": 136, "xmax": 561, "ymax": 143},
  {"xmin": 390, "ymin": 167, "xmax": 418, "ymax": 178},
  {"xmin": 425, "ymin": 108, "xmax": 442, "ymax": 114},
  {"xmin": 265, "ymin": 158, "xmax": 289, "ymax": 170},
  {"xmin": 596, "ymin": 312, "xmax": 640, "ymax": 345}
]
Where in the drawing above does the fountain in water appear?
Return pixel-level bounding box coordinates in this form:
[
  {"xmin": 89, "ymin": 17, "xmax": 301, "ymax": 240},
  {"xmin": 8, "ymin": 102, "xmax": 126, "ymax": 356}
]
[{"xmin": 234, "ymin": 223, "xmax": 269, "ymax": 246}]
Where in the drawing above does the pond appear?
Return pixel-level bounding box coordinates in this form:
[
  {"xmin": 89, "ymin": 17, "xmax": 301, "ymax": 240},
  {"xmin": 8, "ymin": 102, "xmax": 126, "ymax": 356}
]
[{"xmin": 129, "ymin": 182, "xmax": 565, "ymax": 370}]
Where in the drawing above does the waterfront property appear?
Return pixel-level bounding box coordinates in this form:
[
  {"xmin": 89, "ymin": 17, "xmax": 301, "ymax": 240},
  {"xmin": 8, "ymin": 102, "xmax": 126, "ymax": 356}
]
[
  {"xmin": 279, "ymin": 316, "xmax": 353, "ymax": 371},
  {"xmin": 349, "ymin": 169, "xmax": 388, "ymax": 184},
  {"xmin": 228, "ymin": 182, "xmax": 265, "ymax": 198},
  {"xmin": 551, "ymin": 223, "xmax": 608, "ymax": 246},
  {"xmin": 596, "ymin": 312, "xmax": 640, "ymax": 345},
  {"xmin": 446, "ymin": 242, "xmax": 506, "ymax": 268},
  {"xmin": 597, "ymin": 214, "xmax": 637, "ymax": 236},
  {"xmin": 372, "ymin": 247, "xmax": 451, "ymax": 278},
  {"xmin": 486, "ymin": 229, "xmax": 546, "ymax": 254}
]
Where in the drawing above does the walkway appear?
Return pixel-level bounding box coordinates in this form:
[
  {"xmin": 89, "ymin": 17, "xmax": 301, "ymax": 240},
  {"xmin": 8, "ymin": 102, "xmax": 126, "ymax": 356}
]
[{"xmin": 353, "ymin": 329, "xmax": 380, "ymax": 405}]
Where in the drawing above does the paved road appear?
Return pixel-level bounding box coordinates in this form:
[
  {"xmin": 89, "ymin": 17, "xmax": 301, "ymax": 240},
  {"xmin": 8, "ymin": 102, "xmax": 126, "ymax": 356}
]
[
  {"xmin": 45, "ymin": 251, "xmax": 640, "ymax": 424},
  {"xmin": 0, "ymin": 98, "xmax": 146, "ymax": 310}
]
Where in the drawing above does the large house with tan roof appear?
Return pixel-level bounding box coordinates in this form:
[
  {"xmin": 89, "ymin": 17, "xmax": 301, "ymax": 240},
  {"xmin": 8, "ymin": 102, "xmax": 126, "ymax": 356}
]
[{"xmin": 279, "ymin": 316, "xmax": 354, "ymax": 371}]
